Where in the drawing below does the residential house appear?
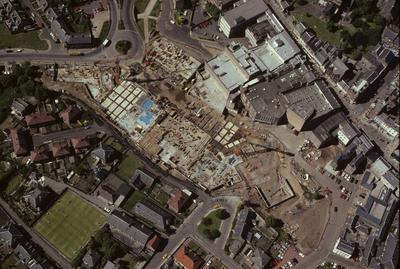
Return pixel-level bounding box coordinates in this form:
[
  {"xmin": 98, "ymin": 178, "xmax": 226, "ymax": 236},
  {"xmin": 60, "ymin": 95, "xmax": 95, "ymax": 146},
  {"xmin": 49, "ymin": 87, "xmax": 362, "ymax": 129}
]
[
  {"xmin": 133, "ymin": 201, "xmax": 173, "ymax": 230},
  {"xmin": 59, "ymin": 105, "xmax": 82, "ymax": 126},
  {"xmin": 10, "ymin": 128, "xmax": 31, "ymax": 156},
  {"xmin": 22, "ymin": 186, "xmax": 51, "ymax": 212},
  {"xmin": 30, "ymin": 148, "xmax": 51, "ymax": 163},
  {"xmin": 130, "ymin": 169, "xmax": 154, "ymax": 190},
  {"xmin": 108, "ymin": 210, "xmax": 154, "ymax": 251},
  {"xmin": 71, "ymin": 136, "xmax": 91, "ymax": 154},
  {"xmin": 50, "ymin": 142, "xmax": 71, "ymax": 159},
  {"xmin": 14, "ymin": 242, "xmax": 52, "ymax": 269},
  {"xmin": 168, "ymin": 190, "xmax": 190, "ymax": 213},
  {"xmin": 146, "ymin": 234, "xmax": 161, "ymax": 253},
  {"xmin": 102, "ymin": 261, "xmax": 121, "ymax": 269},
  {"xmin": 25, "ymin": 112, "xmax": 57, "ymax": 128},
  {"xmin": 11, "ymin": 98, "xmax": 31, "ymax": 118},
  {"xmin": 91, "ymin": 143, "xmax": 116, "ymax": 164},
  {"xmin": 82, "ymin": 249, "xmax": 101, "ymax": 269},
  {"xmin": 174, "ymin": 245, "xmax": 204, "ymax": 269},
  {"xmin": 0, "ymin": 222, "xmax": 24, "ymax": 247},
  {"xmin": 36, "ymin": 0, "xmax": 48, "ymax": 10}
]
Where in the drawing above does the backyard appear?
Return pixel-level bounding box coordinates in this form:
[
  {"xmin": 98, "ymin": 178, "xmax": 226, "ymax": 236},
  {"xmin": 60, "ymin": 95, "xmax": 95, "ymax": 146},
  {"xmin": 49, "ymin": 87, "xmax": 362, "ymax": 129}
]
[
  {"xmin": 34, "ymin": 191, "xmax": 107, "ymax": 261},
  {"xmin": 0, "ymin": 24, "xmax": 48, "ymax": 50},
  {"xmin": 121, "ymin": 190, "xmax": 145, "ymax": 212},
  {"xmin": 115, "ymin": 152, "xmax": 142, "ymax": 182}
]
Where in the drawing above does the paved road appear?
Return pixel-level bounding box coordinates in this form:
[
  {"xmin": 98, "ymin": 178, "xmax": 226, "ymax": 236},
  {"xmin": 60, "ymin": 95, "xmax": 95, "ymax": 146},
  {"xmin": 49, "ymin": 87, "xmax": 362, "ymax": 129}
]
[
  {"xmin": 0, "ymin": 0, "xmax": 143, "ymax": 64},
  {"xmin": 0, "ymin": 198, "xmax": 72, "ymax": 269},
  {"xmin": 156, "ymin": 0, "xmax": 212, "ymax": 61},
  {"xmin": 145, "ymin": 197, "xmax": 240, "ymax": 269},
  {"xmin": 31, "ymin": 122, "xmax": 105, "ymax": 147}
]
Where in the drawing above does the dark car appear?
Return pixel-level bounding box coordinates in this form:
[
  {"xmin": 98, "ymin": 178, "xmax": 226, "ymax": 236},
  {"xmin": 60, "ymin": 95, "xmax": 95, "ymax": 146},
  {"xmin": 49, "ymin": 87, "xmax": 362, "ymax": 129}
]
[{"xmin": 334, "ymin": 207, "xmax": 338, "ymax": 212}]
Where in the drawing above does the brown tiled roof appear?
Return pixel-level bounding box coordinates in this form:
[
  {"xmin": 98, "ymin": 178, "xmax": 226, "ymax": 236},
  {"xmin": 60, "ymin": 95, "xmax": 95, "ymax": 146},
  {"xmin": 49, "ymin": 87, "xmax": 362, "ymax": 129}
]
[
  {"xmin": 174, "ymin": 245, "xmax": 204, "ymax": 269},
  {"xmin": 50, "ymin": 142, "xmax": 71, "ymax": 158},
  {"xmin": 25, "ymin": 112, "xmax": 56, "ymax": 127},
  {"xmin": 10, "ymin": 129, "xmax": 30, "ymax": 156},
  {"xmin": 71, "ymin": 137, "xmax": 90, "ymax": 150},
  {"xmin": 168, "ymin": 190, "xmax": 189, "ymax": 213},
  {"xmin": 30, "ymin": 148, "xmax": 50, "ymax": 163},
  {"xmin": 146, "ymin": 234, "xmax": 161, "ymax": 252},
  {"xmin": 59, "ymin": 106, "xmax": 81, "ymax": 125}
]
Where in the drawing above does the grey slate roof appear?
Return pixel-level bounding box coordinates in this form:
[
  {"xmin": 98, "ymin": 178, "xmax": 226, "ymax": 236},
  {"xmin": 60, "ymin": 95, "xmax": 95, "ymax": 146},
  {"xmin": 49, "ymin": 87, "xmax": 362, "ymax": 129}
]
[
  {"xmin": 23, "ymin": 186, "xmax": 50, "ymax": 212},
  {"xmin": 91, "ymin": 143, "xmax": 116, "ymax": 163},
  {"xmin": 133, "ymin": 201, "xmax": 173, "ymax": 230},
  {"xmin": 232, "ymin": 208, "xmax": 255, "ymax": 241},
  {"xmin": 0, "ymin": 222, "xmax": 24, "ymax": 247},
  {"xmin": 108, "ymin": 210, "xmax": 153, "ymax": 250},
  {"xmin": 381, "ymin": 233, "xmax": 399, "ymax": 269},
  {"xmin": 250, "ymin": 248, "xmax": 271, "ymax": 269},
  {"xmin": 130, "ymin": 169, "xmax": 155, "ymax": 190},
  {"xmin": 82, "ymin": 249, "xmax": 101, "ymax": 268}
]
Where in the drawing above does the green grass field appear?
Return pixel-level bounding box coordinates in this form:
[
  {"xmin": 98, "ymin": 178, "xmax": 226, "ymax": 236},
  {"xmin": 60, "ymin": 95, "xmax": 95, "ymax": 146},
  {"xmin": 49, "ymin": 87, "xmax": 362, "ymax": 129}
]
[
  {"xmin": 121, "ymin": 190, "xmax": 145, "ymax": 212},
  {"xmin": 198, "ymin": 209, "xmax": 224, "ymax": 239},
  {"xmin": 293, "ymin": 11, "xmax": 341, "ymax": 47},
  {"xmin": 34, "ymin": 191, "xmax": 106, "ymax": 261},
  {"xmin": 4, "ymin": 175, "xmax": 23, "ymax": 195},
  {"xmin": 115, "ymin": 153, "xmax": 142, "ymax": 182},
  {"xmin": 0, "ymin": 24, "xmax": 48, "ymax": 50}
]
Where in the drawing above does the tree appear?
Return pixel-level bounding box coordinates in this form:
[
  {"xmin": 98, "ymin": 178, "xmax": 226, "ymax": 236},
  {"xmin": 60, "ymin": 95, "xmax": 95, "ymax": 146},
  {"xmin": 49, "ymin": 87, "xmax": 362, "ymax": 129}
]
[
  {"xmin": 115, "ymin": 40, "xmax": 132, "ymax": 55},
  {"xmin": 265, "ymin": 215, "xmax": 283, "ymax": 228},
  {"xmin": 202, "ymin": 217, "xmax": 212, "ymax": 226},
  {"xmin": 327, "ymin": 21, "xmax": 337, "ymax": 32},
  {"xmin": 215, "ymin": 209, "xmax": 230, "ymax": 220}
]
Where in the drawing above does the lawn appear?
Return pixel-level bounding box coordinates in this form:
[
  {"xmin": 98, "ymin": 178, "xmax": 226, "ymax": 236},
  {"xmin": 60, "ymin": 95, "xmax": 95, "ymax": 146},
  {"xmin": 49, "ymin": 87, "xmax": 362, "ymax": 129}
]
[
  {"xmin": 4, "ymin": 175, "xmax": 23, "ymax": 196},
  {"xmin": 154, "ymin": 190, "xmax": 169, "ymax": 206},
  {"xmin": 198, "ymin": 209, "xmax": 225, "ymax": 240},
  {"xmin": 0, "ymin": 24, "xmax": 48, "ymax": 50},
  {"xmin": 1, "ymin": 254, "xmax": 26, "ymax": 269},
  {"xmin": 115, "ymin": 153, "xmax": 142, "ymax": 182},
  {"xmin": 34, "ymin": 191, "xmax": 106, "ymax": 262},
  {"xmin": 150, "ymin": 0, "xmax": 161, "ymax": 17},
  {"xmin": 121, "ymin": 190, "xmax": 145, "ymax": 212},
  {"xmin": 135, "ymin": 0, "xmax": 150, "ymax": 14},
  {"xmin": 98, "ymin": 20, "xmax": 110, "ymax": 43},
  {"xmin": 293, "ymin": 11, "xmax": 341, "ymax": 47},
  {"xmin": 104, "ymin": 137, "xmax": 125, "ymax": 152}
]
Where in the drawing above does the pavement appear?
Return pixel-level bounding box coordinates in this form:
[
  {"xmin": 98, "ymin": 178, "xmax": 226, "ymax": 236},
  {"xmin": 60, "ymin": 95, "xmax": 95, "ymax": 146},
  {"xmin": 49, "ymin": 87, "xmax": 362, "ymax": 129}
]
[
  {"xmin": 156, "ymin": 0, "xmax": 213, "ymax": 61},
  {"xmin": 31, "ymin": 122, "xmax": 105, "ymax": 147},
  {"xmin": 0, "ymin": 198, "xmax": 72, "ymax": 269},
  {"xmin": 0, "ymin": 0, "xmax": 144, "ymax": 65},
  {"xmin": 145, "ymin": 197, "xmax": 241, "ymax": 269}
]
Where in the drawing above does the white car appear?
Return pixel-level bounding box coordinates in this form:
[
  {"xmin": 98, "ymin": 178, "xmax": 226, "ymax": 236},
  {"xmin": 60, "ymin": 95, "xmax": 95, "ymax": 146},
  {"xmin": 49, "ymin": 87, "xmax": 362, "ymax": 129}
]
[{"xmin": 103, "ymin": 207, "xmax": 111, "ymax": 213}]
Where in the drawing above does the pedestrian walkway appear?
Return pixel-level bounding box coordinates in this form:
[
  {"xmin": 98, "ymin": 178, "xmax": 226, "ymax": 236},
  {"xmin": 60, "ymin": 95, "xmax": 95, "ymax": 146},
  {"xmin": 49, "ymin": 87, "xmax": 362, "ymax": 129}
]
[{"xmin": 138, "ymin": 0, "xmax": 159, "ymax": 43}]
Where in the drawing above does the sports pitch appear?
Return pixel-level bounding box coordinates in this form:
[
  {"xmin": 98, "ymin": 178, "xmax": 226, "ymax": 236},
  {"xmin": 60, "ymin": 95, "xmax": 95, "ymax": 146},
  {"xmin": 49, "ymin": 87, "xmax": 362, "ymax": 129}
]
[{"xmin": 34, "ymin": 191, "xmax": 106, "ymax": 261}]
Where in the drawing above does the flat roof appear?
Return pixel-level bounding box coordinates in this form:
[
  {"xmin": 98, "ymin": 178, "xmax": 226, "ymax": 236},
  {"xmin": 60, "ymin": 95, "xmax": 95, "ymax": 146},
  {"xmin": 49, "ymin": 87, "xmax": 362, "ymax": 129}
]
[
  {"xmin": 283, "ymin": 80, "xmax": 341, "ymax": 119},
  {"xmin": 221, "ymin": 0, "xmax": 268, "ymax": 27}
]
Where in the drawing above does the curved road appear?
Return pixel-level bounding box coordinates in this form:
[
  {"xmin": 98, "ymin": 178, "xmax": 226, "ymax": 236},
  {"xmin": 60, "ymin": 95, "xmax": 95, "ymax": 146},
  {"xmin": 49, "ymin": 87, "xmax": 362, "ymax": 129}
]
[{"xmin": 0, "ymin": 0, "xmax": 143, "ymax": 64}]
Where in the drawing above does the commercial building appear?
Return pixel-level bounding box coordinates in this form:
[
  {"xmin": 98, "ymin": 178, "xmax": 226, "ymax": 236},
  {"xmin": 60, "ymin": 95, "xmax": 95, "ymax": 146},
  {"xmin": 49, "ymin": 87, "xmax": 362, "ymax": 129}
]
[
  {"xmin": 245, "ymin": 9, "xmax": 284, "ymax": 46},
  {"xmin": 373, "ymin": 113, "xmax": 399, "ymax": 137},
  {"xmin": 283, "ymin": 80, "xmax": 341, "ymax": 131},
  {"xmin": 218, "ymin": 0, "xmax": 268, "ymax": 37},
  {"xmin": 241, "ymin": 64, "xmax": 316, "ymax": 125}
]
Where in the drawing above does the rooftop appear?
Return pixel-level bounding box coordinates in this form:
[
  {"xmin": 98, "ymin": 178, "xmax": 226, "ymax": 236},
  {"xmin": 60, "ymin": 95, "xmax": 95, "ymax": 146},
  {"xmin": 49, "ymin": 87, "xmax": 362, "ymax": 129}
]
[{"xmin": 221, "ymin": 0, "xmax": 268, "ymax": 28}]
